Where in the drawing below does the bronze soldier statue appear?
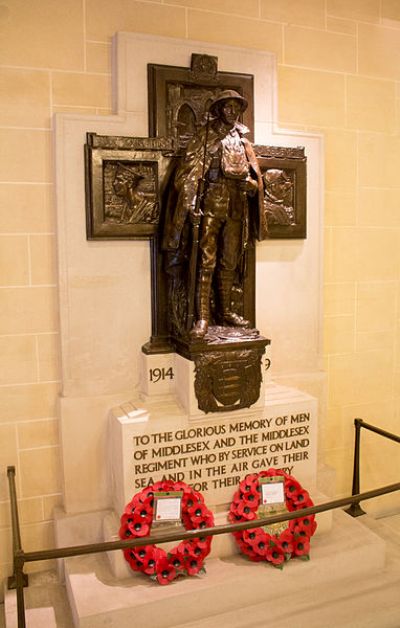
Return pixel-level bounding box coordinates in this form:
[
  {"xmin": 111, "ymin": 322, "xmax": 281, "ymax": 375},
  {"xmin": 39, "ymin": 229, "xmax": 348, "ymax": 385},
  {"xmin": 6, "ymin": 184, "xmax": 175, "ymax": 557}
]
[{"xmin": 163, "ymin": 90, "xmax": 267, "ymax": 340}]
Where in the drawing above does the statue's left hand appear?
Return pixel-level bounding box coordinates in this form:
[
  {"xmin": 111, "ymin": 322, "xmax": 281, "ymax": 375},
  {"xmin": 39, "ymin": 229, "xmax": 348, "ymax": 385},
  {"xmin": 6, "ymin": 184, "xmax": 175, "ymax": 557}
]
[{"xmin": 241, "ymin": 177, "xmax": 258, "ymax": 196}]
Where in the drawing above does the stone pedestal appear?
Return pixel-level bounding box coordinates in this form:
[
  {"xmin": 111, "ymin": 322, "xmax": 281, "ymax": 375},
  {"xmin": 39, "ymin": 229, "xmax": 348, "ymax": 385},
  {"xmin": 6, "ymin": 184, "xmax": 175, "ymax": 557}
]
[{"xmin": 139, "ymin": 334, "xmax": 270, "ymax": 417}]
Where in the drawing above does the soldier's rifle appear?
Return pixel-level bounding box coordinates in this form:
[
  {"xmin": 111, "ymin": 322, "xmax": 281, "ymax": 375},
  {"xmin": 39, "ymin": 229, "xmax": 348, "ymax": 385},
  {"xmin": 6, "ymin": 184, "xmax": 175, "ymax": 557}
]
[{"xmin": 186, "ymin": 113, "xmax": 211, "ymax": 332}]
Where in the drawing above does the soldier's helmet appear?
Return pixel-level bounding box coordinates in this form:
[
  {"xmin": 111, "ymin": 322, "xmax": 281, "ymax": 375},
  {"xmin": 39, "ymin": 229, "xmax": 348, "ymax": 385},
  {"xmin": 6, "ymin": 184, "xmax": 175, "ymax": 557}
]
[{"xmin": 209, "ymin": 89, "xmax": 248, "ymax": 116}]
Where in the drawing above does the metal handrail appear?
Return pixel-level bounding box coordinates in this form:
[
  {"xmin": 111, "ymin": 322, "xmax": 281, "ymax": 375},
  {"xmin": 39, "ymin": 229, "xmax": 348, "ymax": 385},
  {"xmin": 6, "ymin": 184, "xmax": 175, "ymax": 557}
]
[
  {"xmin": 6, "ymin": 467, "xmax": 28, "ymax": 628},
  {"xmin": 17, "ymin": 482, "xmax": 400, "ymax": 563},
  {"xmin": 6, "ymin": 418, "xmax": 400, "ymax": 627},
  {"xmin": 345, "ymin": 419, "xmax": 400, "ymax": 517}
]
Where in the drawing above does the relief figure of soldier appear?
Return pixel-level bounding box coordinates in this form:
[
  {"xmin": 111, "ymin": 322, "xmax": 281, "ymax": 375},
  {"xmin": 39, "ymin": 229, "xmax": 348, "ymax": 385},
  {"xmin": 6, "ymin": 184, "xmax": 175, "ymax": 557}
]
[
  {"xmin": 163, "ymin": 90, "xmax": 268, "ymax": 340},
  {"xmin": 263, "ymin": 168, "xmax": 295, "ymax": 226},
  {"xmin": 112, "ymin": 163, "xmax": 156, "ymax": 224}
]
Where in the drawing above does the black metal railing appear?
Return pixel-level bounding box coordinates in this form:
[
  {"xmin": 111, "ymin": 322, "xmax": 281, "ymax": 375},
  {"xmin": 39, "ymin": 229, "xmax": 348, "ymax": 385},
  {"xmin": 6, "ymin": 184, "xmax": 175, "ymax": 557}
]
[
  {"xmin": 345, "ymin": 418, "xmax": 400, "ymax": 517},
  {"xmin": 6, "ymin": 418, "xmax": 400, "ymax": 628}
]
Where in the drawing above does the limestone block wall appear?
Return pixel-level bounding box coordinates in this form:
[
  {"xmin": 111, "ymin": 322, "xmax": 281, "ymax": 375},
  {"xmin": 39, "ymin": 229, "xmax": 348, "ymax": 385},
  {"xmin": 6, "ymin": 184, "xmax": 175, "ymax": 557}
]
[{"xmin": 1, "ymin": 0, "xmax": 400, "ymax": 594}]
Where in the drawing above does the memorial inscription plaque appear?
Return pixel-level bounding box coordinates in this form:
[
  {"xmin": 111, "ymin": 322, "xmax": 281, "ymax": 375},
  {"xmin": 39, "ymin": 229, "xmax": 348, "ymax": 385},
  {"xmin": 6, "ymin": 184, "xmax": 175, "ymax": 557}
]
[{"xmin": 110, "ymin": 387, "xmax": 317, "ymax": 512}]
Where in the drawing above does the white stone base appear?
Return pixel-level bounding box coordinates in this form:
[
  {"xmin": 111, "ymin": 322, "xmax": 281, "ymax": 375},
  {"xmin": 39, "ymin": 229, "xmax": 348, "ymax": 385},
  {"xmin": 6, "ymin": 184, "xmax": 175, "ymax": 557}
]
[{"xmin": 64, "ymin": 510, "xmax": 386, "ymax": 628}]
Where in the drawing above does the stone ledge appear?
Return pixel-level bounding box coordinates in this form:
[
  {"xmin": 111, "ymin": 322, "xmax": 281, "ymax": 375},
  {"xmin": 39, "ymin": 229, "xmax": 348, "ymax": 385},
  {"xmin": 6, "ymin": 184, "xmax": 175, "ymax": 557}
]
[{"xmin": 64, "ymin": 509, "xmax": 385, "ymax": 627}]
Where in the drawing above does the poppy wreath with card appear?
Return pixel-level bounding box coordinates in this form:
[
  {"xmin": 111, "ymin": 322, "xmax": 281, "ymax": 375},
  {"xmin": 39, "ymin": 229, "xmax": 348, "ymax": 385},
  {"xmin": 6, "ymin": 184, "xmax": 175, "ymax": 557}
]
[
  {"xmin": 229, "ymin": 469, "xmax": 317, "ymax": 568},
  {"xmin": 119, "ymin": 480, "xmax": 214, "ymax": 585}
]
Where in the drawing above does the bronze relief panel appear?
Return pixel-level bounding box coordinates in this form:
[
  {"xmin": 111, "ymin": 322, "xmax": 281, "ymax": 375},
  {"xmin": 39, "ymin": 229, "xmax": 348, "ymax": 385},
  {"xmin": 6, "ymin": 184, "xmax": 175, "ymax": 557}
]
[
  {"xmin": 85, "ymin": 133, "xmax": 175, "ymax": 239},
  {"xmin": 148, "ymin": 53, "xmax": 254, "ymax": 149},
  {"xmin": 254, "ymin": 145, "xmax": 307, "ymax": 239}
]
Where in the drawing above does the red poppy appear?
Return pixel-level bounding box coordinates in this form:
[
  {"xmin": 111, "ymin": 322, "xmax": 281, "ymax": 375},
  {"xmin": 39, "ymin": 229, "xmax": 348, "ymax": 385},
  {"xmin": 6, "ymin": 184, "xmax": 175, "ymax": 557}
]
[
  {"xmin": 181, "ymin": 512, "xmax": 193, "ymax": 529},
  {"xmin": 151, "ymin": 481, "xmax": 165, "ymax": 492},
  {"xmin": 131, "ymin": 543, "xmax": 150, "ymax": 558},
  {"xmin": 279, "ymin": 529, "xmax": 294, "ymax": 555},
  {"xmin": 135, "ymin": 486, "xmax": 155, "ymax": 503},
  {"xmin": 251, "ymin": 533, "xmax": 269, "ymax": 557},
  {"xmin": 128, "ymin": 514, "xmax": 151, "ymax": 537},
  {"xmin": 200, "ymin": 514, "xmax": 215, "ymax": 529},
  {"xmin": 168, "ymin": 547, "xmax": 185, "ymax": 572},
  {"xmin": 292, "ymin": 536, "xmax": 310, "ymax": 557},
  {"xmin": 191, "ymin": 536, "xmax": 212, "ymax": 551},
  {"xmin": 293, "ymin": 489, "xmax": 310, "ymax": 508},
  {"xmin": 118, "ymin": 522, "xmax": 131, "ymax": 540},
  {"xmin": 142, "ymin": 548, "xmax": 164, "ymax": 575},
  {"xmin": 288, "ymin": 518, "xmax": 298, "ymax": 532},
  {"xmin": 228, "ymin": 511, "xmax": 238, "ymax": 524},
  {"xmin": 240, "ymin": 490, "xmax": 259, "ymax": 508},
  {"xmin": 304, "ymin": 516, "xmax": 317, "ymax": 535},
  {"xmin": 123, "ymin": 548, "xmax": 142, "ymax": 571},
  {"xmin": 182, "ymin": 491, "xmax": 204, "ymax": 509},
  {"xmin": 123, "ymin": 498, "xmax": 140, "ymax": 515},
  {"xmin": 239, "ymin": 474, "xmax": 258, "ymax": 493},
  {"xmin": 291, "ymin": 518, "xmax": 317, "ymax": 537},
  {"xmin": 231, "ymin": 500, "xmax": 257, "ymax": 520},
  {"xmin": 173, "ymin": 481, "xmax": 190, "ymax": 493},
  {"xmin": 119, "ymin": 515, "xmax": 149, "ymax": 539},
  {"xmin": 119, "ymin": 512, "xmax": 133, "ymax": 527},
  {"xmin": 191, "ymin": 489, "xmax": 205, "ymax": 503},
  {"xmin": 187, "ymin": 502, "xmax": 211, "ymax": 525},
  {"xmin": 155, "ymin": 557, "xmax": 176, "ymax": 585},
  {"xmin": 284, "ymin": 476, "xmax": 302, "ymax": 499},
  {"xmin": 134, "ymin": 499, "xmax": 153, "ymax": 521},
  {"xmin": 229, "ymin": 496, "xmax": 241, "ymax": 514},
  {"xmin": 266, "ymin": 543, "xmax": 285, "ymax": 566},
  {"xmin": 243, "ymin": 527, "xmax": 265, "ymax": 547},
  {"xmin": 184, "ymin": 555, "xmax": 204, "ymax": 576}
]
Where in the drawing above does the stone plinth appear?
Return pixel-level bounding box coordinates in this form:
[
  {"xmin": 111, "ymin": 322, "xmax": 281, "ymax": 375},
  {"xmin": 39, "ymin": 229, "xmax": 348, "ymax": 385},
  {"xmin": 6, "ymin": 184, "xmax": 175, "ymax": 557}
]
[{"xmin": 140, "ymin": 337, "xmax": 270, "ymax": 417}]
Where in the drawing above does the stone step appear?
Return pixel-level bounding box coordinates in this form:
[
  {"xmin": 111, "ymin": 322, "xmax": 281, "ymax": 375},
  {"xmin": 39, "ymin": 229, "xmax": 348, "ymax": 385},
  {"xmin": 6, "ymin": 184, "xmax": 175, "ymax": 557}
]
[
  {"xmin": 175, "ymin": 563, "xmax": 400, "ymax": 628},
  {"xmin": 3, "ymin": 571, "xmax": 74, "ymax": 628},
  {"xmin": 176, "ymin": 513, "xmax": 400, "ymax": 628},
  {"xmin": 64, "ymin": 510, "xmax": 386, "ymax": 627}
]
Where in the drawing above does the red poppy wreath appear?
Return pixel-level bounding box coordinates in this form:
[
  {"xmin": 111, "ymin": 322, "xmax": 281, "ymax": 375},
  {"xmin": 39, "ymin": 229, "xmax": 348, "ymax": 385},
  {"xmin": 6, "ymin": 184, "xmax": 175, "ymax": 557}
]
[
  {"xmin": 229, "ymin": 469, "xmax": 317, "ymax": 569},
  {"xmin": 119, "ymin": 480, "xmax": 214, "ymax": 585}
]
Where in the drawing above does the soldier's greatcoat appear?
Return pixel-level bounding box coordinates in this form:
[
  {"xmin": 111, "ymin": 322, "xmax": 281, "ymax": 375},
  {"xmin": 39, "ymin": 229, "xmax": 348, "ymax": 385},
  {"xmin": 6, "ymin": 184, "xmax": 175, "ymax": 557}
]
[{"xmin": 163, "ymin": 119, "xmax": 268, "ymax": 253}]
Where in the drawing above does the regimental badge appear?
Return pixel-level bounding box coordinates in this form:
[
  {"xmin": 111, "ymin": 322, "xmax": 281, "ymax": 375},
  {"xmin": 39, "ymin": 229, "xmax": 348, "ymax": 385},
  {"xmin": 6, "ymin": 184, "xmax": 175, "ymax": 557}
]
[{"xmin": 194, "ymin": 348, "xmax": 263, "ymax": 413}]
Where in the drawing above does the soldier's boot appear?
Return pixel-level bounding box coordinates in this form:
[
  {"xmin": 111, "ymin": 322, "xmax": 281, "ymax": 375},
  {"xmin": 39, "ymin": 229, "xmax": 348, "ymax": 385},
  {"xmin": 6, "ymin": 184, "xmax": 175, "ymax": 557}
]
[
  {"xmin": 218, "ymin": 270, "xmax": 251, "ymax": 328},
  {"xmin": 190, "ymin": 270, "xmax": 212, "ymax": 339}
]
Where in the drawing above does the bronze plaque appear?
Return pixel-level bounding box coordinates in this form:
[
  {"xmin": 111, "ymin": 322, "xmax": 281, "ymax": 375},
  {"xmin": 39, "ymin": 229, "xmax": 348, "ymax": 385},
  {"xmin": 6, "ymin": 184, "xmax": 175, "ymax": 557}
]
[
  {"xmin": 148, "ymin": 53, "xmax": 254, "ymax": 149},
  {"xmin": 85, "ymin": 133, "xmax": 175, "ymax": 239},
  {"xmin": 254, "ymin": 145, "xmax": 307, "ymax": 239},
  {"xmin": 194, "ymin": 346, "xmax": 264, "ymax": 414}
]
